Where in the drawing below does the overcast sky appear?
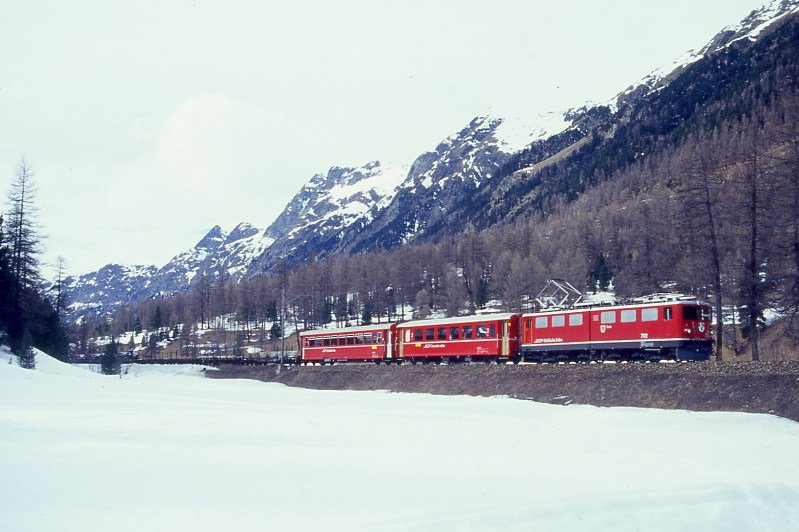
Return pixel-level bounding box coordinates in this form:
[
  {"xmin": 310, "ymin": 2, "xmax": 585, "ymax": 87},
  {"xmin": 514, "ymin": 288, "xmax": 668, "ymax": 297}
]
[{"xmin": 0, "ymin": 0, "xmax": 766, "ymax": 276}]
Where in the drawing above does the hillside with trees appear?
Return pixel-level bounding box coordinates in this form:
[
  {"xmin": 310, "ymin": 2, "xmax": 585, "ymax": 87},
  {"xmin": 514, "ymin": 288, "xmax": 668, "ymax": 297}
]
[
  {"xmin": 0, "ymin": 160, "xmax": 70, "ymax": 363},
  {"xmin": 72, "ymin": 7, "xmax": 799, "ymax": 362}
]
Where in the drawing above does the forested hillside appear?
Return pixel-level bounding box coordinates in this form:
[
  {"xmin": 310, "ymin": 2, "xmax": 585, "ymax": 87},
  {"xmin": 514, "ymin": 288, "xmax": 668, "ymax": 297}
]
[
  {"xmin": 74, "ymin": 5, "xmax": 799, "ymax": 362},
  {"xmin": 0, "ymin": 161, "xmax": 70, "ymax": 363}
]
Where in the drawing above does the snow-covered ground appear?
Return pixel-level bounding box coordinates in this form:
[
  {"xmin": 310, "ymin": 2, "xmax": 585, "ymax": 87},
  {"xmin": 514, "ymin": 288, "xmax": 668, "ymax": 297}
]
[{"xmin": 1, "ymin": 349, "xmax": 798, "ymax": 531}]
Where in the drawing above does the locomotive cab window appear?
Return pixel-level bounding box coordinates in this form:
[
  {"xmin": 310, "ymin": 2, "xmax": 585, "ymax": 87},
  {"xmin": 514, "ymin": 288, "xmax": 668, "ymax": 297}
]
[
  {"xmin": 569, "ymin": 313, "xmax": 583, "ymax": 326},
  {"xmin": 601, "ymin": 311, "xmax": 616, "ymax": 324},
  {"xmin": 535, "ymin": 316, "xmax": 548, "ymax": 328},
  {"xmin": 682, "ymin": 306, "xmax": 699, "ymax": 320},
  {"xmin": 463, "ymin": 326, "xmax": 473, "ymax": 339},
  {"xmin": 641, "ymin": 308, "xmax": 658, "ymax": 322},
  {"xmin": 450, "ymin": 327, "xmax": 460, "ymax": 340},
  {"xmin": 621, "ymin": 309, "xmax": 636, "ymax": 323},
  {"xmin": 551, "ymin": 315, "xmax": 565, "ymax": 328}
]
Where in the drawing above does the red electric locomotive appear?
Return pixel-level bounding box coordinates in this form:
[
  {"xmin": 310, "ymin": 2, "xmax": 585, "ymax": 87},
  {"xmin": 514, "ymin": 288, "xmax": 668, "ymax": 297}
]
[
  {"xmin": 396, "ymin": 313, "xmax": 520, "ymax": 363},
  {"xmin": 520, "ymin": 295, "xmax": 713, "ymax": 362},
  {"xmin": 299, "ymin": 323, "xmax": 398, "ymax": 364}
]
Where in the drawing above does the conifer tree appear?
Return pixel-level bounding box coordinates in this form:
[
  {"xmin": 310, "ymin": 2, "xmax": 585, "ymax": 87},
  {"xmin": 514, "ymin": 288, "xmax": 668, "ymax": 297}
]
[
  {"xmin": 16, "ymin": 330, "xmax": 36, "ymax": 370},
  {"xmin": 101, "ymin": 337, "xmax": 120, "ymax": 375}
]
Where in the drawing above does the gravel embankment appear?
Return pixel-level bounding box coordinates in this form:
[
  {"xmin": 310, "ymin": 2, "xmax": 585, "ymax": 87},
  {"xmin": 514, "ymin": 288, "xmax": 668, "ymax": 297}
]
[{"xmin": 207, "ymin": 361, "xmax": 799, "ymax": 421}]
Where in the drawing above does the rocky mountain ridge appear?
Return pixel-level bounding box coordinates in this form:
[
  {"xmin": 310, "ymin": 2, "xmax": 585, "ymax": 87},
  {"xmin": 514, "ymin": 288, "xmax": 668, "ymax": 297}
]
[{"xmin": 62, "ymin": 0, "xmax": 799, "ymax": 320}]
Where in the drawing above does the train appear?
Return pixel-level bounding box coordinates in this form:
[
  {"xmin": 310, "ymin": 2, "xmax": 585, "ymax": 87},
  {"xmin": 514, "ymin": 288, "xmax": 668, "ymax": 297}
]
[{"xmin": 299, "ymin": 291, "xmax": 714, "ymax": 364}]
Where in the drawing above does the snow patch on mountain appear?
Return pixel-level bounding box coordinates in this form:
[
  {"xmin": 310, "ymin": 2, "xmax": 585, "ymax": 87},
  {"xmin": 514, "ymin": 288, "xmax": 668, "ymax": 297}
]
[
  {"xmin": 618, "ymin": 0, "xmax": 799, "ymax": 106},
  {"xmin": 277, "ymin": 161, "xmax": 409, "ymax": 239},
  {"xmin": 492, "ymin": 111, "xmax": 572, "ymax": 153}
]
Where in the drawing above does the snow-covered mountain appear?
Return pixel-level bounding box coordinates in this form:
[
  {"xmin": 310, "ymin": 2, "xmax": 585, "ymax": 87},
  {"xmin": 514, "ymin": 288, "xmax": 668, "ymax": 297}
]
[
  {"xmin": 250, "ymin": 161, "xmax": 408, "ymax": 272},
  {"xmin": 64, "ymin": 223, "xmax": 273, "ymax": 318},
  {"xmin": 617, "ymin": 0, "xmax": 799, "ymax": 108},
  {"xmin": 64, "ymin": 0, "xmax": 799, "ymax": 320},
  {"xmin": 333, "ymin": 114, "xmax": 572, "ymax": 253},
  {"xmin": 64, "ymin": 264, "xmax": 158, "ymax": 317}
]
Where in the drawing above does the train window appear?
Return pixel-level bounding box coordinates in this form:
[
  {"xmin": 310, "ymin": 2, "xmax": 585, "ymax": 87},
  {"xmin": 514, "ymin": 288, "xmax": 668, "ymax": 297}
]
[
  {"xmin": 664, "ymin": 307, "xmax": 673, "ymax": 320},
  {"xmin": 535, "ymin": 316, "xmax": 548, "ymax": 328},
  {"xmin": 425, "ymin": 328, "xmax": 435, "ymax": 341},
  {"xmin": 476, "ymin": 325, "xmax": 488, "ymax": 338},
  {"xmin": 323, "ymin": 338, "xmax": 330, "ymax": 346},
  {"xmin": 414, "ymin": 329, "xmax": 423, "ymax": 341},
  {"xmin": 682, "ymin": 306, "xmax": 699, "ymax": 320},
  {"xmin": 438, "ymin": 327, "xmax": 447, "ymax": 341},
  {"xmin": 601, "ymin": 311, "xmax": 616, "ymax": 324},
  {"xmin": 355, "ymin": 335, "xmax": 363, "ymax": 345},
  {"xmin": 621, "ymin": 309, "xmax": 636, "ymax": 323},
  {"xmin": 347, "ymin": 335, "xmax": 355, "ymax": 345},
  {"xmin": 376, "ymin": 332, "xmax": 383, "ymax": 342},
  {"xmin": 489, "ymin": 323, "xmax": 496, "ymax": 337},
  {"xmin": 364, "ymin": 333, "xmax": 373, "ymax": 344},
  {"xmin": 641, "ymin": 308, "xmax": 658, "ymax": 322},
  {"xmin": 450, "ymin": 326, "xmax": 460, "ymax": 340},
  {"xmin": 551, "ymin": 315, "xmax": 565, "ymax": 328},
  {"xmin": 463, "ymin": 326, "xmax": 473, "ymax": 339},
  {"xmin": 569, "ymin": 313, "xmax": 583, "ymax": 326}
]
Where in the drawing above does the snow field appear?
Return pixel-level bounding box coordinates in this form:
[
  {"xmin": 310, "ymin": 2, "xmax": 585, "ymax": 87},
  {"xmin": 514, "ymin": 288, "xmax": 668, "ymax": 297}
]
[{"xmin": 1, "ymin": 350, "xmax": 798, "ymax": 531}]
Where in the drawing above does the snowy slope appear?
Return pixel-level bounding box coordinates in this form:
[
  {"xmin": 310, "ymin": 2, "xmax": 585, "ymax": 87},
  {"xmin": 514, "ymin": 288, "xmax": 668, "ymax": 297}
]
[
  {"xmin": 1, "ymin": 357, "xmax": 798, "ymax": 531},
  {"xmin": 63, "ymin": 222, "xmax": 274, "ymax": 319},
  {"xmin": 617, "ymin": 0, "xmax": 799, "ymax": 107},
  {"xmin": 250, "ymin": 160, "xmax": 409, "ymax": 272}
]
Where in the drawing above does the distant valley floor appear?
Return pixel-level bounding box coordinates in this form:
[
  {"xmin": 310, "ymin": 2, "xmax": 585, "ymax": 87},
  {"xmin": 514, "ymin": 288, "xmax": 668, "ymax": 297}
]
[{"xmin": 208, "ymin": 360, "xmax": 799, "ymax": 422}]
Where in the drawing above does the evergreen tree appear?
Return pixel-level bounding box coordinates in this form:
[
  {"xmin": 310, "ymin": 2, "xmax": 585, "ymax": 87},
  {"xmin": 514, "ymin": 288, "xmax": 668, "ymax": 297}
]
[
  {"xmin": 361, "ymin": 299, "xmax": 373, "ymax": 325},
  {"xmin": 269, "ymin": 321, "xmax": 282, "ymax": 340},
  {"xmin": 151, "ymin": 305, "xmax": 163, "ymax": 330},
  {"xmin": 16, "ymin": 330, "xmax": 36, "ymax": 370},
  {"xmin": 101, "ymin": 337, "xmax": 120, "ymax": 375},
  {"xmin": 589, "ymin": 253, "xmax": 613, "ymax": 292}
]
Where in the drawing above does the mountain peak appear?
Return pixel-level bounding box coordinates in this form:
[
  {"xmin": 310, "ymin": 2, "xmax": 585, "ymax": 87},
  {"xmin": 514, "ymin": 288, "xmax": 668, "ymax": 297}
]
[
  {"xmin": 226, "ymin": 222, "xmax": 260, "ymax": 244},
  {"xmin": 616, "ymin": 0, "xmax": 799, "ymax": 109},
  {"xmin": 196, "ymin": 225, "xmax": 227, "ymax": 250}
]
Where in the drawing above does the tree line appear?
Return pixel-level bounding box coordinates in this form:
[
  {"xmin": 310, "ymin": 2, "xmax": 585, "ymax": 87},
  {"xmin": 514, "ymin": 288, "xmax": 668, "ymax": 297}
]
[
  {"xmin": 1, "ymin": 160, "xmax": 70, "ymax": 367},
  {"xmin": 85, "ymin": 87, "xmax": 799, "ymax": 362}
]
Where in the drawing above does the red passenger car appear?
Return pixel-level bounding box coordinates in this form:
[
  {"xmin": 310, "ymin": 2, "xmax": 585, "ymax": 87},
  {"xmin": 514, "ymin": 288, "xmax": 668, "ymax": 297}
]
[
  {"xmin": 520, "ymin": 297, "xmax": 713, "ymax": 361},
  {"xmin": 396, "ymin": 313, "xmax": 520, "ymax": 363},
  {"xmin": 300, "ymin": 323, "xmax": 398, "ymax": 364}
]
